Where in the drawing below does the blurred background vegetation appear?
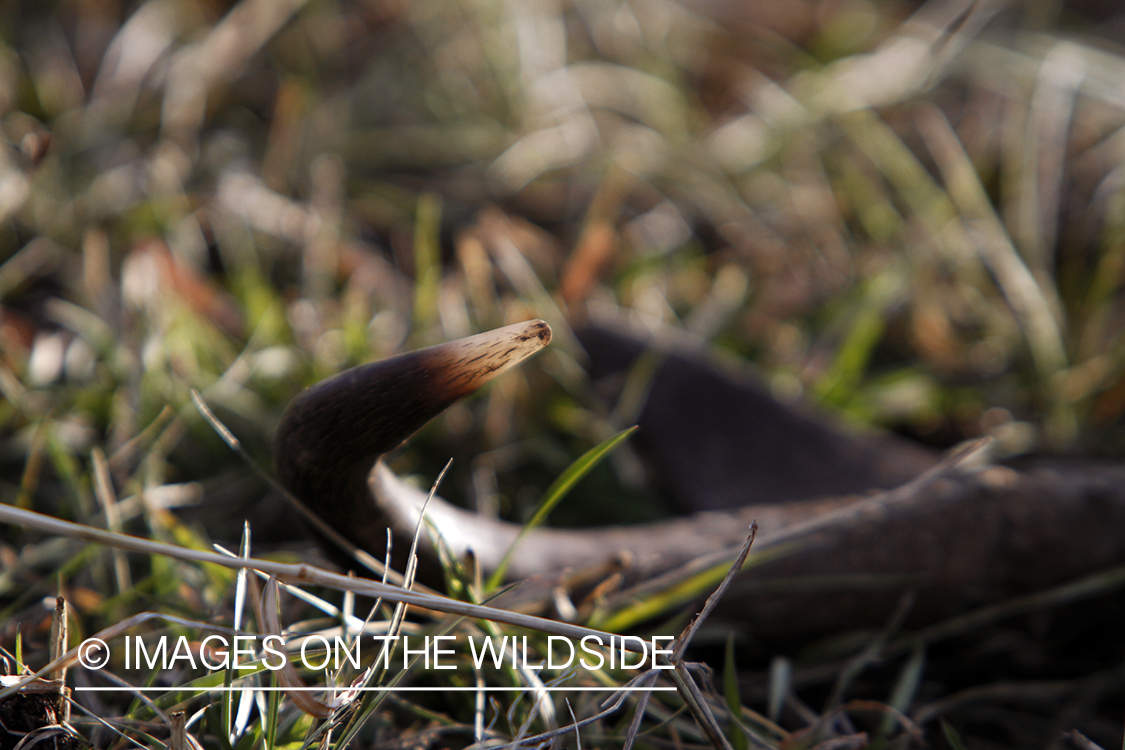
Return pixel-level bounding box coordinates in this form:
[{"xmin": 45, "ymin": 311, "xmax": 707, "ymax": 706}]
[{"xmin": 5, "ymin": 0, "xmax": 1125, "ymax": 746}]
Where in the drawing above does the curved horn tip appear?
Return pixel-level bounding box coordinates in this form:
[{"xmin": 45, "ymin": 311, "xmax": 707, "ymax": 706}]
[
  {"xmin": 512, "ymin": 318, "xmax": 552, "ymax": 347},
  {"xmin": 432, "ymin": 319, "xmax": 552, "ymax": 391}
]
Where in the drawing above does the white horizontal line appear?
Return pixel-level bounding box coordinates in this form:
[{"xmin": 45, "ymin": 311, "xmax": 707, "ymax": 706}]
[{"xmin": 73, "ymin": 686, "xmax": 675, "ymax": 693}]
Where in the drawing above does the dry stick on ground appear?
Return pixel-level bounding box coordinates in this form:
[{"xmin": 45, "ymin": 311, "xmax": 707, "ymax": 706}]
[
  {"xmin": 170, "ymin": 711, "xmax": 187, "ymax": 750},
  {"xmin": 49, "ymin": 597, "xmax": 66, "ymax": 687}
]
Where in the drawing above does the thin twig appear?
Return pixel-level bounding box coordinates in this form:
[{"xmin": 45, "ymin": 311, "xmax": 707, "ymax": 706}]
[
  {"xmin": 655, "ymin": 523, "xmax": 759, "ymax": 750},
  {"xmin": 672, "ymin": 522, "xmax": 757, "ymax": 661},
  {"xmin": 0, "ymin": 502, "xmax": 649, "ymax": 657}
]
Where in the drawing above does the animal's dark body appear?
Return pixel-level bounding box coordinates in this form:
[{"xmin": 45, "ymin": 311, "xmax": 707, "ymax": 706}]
[
  {"xmin": 576, "ymin": 325, "xmax": 937, "ymax": 510},
  {"xmin": 273, "ymin": 320, "xmax": 1125, "ymax": 645}
]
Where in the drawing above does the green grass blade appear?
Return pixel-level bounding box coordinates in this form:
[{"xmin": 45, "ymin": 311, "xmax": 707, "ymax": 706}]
[
  {"xmin": 485, "ymin": 425, "xmax": 637, "ymax": 590},
  {"xmin": 412, "ymin": 193, "xmax": 442, "ymax": 338},
  {"xmin": 590, "ymin": 544, "xmax": 794, "ymax": 632},
  {"xmin": 882, "ymin": 642, "xmax": 925, "ymax": 738},
  {"xmin": 940, "ymin": 718, "xmax": 968, "ymax": 750},
  {"xmin": 723, "ymin": 634, "xmax": 747, "ymax": 750}
]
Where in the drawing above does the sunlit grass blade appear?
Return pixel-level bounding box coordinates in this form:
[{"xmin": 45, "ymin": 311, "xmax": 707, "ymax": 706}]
[
  {"xmin": 589, "ymin": 544, "xmax": 793, "ymax": 633},
  {"xmin": 485, "ymin": 425, "xmax": 638, "ymax": 591},
  {"xmin": 412, "ymin": 193, "xmax": 442, "ymax": 338}
]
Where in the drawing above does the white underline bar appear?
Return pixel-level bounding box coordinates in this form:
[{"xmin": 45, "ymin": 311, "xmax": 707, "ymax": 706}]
[{"xmin": 74, "ymin": 686, "xmax": 675, "ymax": 692}]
